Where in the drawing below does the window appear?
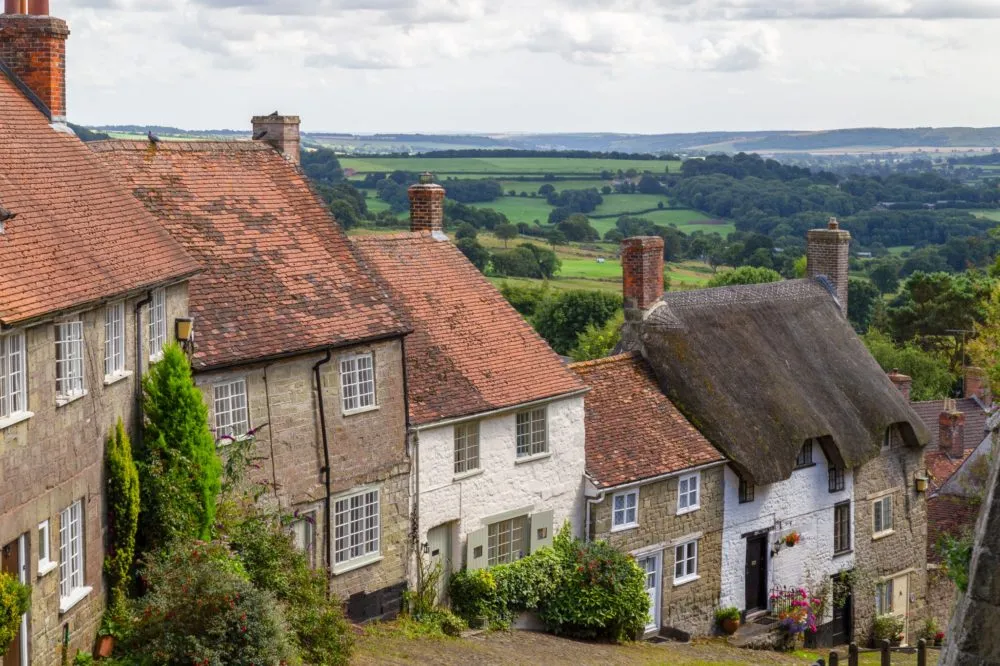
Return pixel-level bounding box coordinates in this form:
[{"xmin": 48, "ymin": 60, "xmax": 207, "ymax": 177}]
[
  {"xmin": 104, "ymin": 302, "xmax": 126, "ymax": 379},
  {"xmin": 213, "ymin": 378, "xmax": 249, "ymax": 439},
  {"xmin": 674, "ymin": 540, "xmax": 698, "ymax": 584},
  {"xmin": 829, "ymin": 466, "xmax": 845, "ymax": 493},
  {"xmin": 55, "ymin": 321, "xmax": 85, "ymax": 400},
  {"xmin": 677, "ymin": 473, "xmax": 700, "ymax": 514},
  {"xmin": 796, "ymin": 440, "xmax": 814, "ymax": 468},
  {"xmin": 333, "ymin": 488, "xmax": 380, "ymax": 566},
  {"xmin": 873, "ymin": 496, "xmax": 894, "ymax": 535},
  {"xmin": 0, "ymin": 331, "xmax": 27, "ymax": 420},
  {"xmin": 290, "ymin": 512, "xmax": 316, "ymax": 568},
  {"xmin": 454, "ymin": 422, "xmax": 480, "ymax": 474},
  {"xmin": 516, "ymin": 407, "xmax": 547, "ymax": 458},
  {"xmin": 487, "ymin": 516, "xmax": 527, "ymax": 566},
  {"xmin": 876, "ymin": 580, "xmax": 894, "ymax": 615},
  {"xmin": 59, "ymin": 500, "xmax": 87, "ymax": 607},
  {"xmin": 38, "ymin": 519, "xmax": 55, "ymax": 574},
  {"xmin": 834, "ymin": 501, "xmax": 851, "ymax": 554},
  {"xmin": 612, "ymin": 490, "xmax": 639, "ymax": 530},
  {"xmin": 738, "ymin": 476, "xmax": 754, "ymax": 503},
  {"xmin": 148, "ymin": 288, "xmax": 167, "ymax": 360},
  {"xmin": 883, "ymin": 426, "xmax": 894, "ymax": 450},
  {"xmin": 340, "ymin": 353, "xmax": 376, "ymax": 413}
]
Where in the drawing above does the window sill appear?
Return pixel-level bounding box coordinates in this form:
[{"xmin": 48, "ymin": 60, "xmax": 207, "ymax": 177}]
[
  {"xmin": 833, "ymin": 549, "xmax": 854, "ymax": 559},
  {"xmin": 794, "ymin": 463, "xmax": 817, "ymax": 470},
  {"xmin": 676, "ymin": 505, "xmax": 700, "ymax": 516},
  {"xmin": 55, "ymin": 391, "xmax": 88, "ymax": 408},
  {"xmin": 59, "ymin": 586, "xmax": 93, "ymax": 614},
  {"xmin": 515, "ymin": 452, "xmax": 551, "ymax": 465},
  {"xmin": 872, "ymin": 529, "xmax": 895, "ymax": 541},
  {"xmin": 453, "ymin": 468, "xmax": 484, "ymax": 482},
  {"xmin": 149, "ymin": 352, "xmax": 164, "ymax": 363},
  {"xmin": 37, "ymin": 560, "xmax": 58, "ymax": 578},
  {"xmin": 332, "ymin": 554, "xmax": 383, "ymax": 576},
  {"xmin": 342, "ymin": 404, "xmax": 379, "ymax": 418},
  {"xmin": 611, "ymin": 522, "xmax": 639, "ymax": 533},
  {"xmin": 103, "ymin": 370, "xmax": 133, "ymax": 387},
  {"xmin": 0, "ymin": 411, "xmax": 33, "ymax": 431},
  {"xmin": 673, "ymin": 574, "xmax": 701, "ymax": 587}
]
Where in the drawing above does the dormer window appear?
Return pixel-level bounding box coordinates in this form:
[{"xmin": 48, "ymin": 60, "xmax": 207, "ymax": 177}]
[
  {"xmin": 882, "ymin": 426, "xmax": 894, "ymax": 450},
  {"xmin": 795, "ymin": 440, "xmax": 814, "ymax": 468}
]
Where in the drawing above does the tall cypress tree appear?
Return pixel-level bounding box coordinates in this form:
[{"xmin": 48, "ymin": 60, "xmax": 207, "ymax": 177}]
[{"xmin": 104, "ymin": 418, "xmax": 139, "ymax": 610}]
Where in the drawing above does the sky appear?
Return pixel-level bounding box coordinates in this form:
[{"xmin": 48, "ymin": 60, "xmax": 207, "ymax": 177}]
[{"xmin": 55, "ymin": 0, "xmax": 1000, "ymax": 134}]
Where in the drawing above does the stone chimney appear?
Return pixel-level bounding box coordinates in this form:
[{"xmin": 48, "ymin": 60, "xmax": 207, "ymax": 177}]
[
  {"xmin": 251, "ymin": 113, "xmax": 300, "ymax": 165},
  {"xmin": 621, "ymin": 236, "xmax": 665, "ymax": 311},
  {"xmin": 939, "ymin": 398, "xmax": 966, "ymax": 456},
  {"xmin": 807, "ymin": 217, "xmax": 851, "ymax": 313},
  {"xmin": 408, "ymin": 173, "xmax": 445, "ymax": 234},
  {"xmin": 887, "ymin": 368, "xmax": 912, "ymax": 402},
  {"xmin": 0, "ymin": 0, "xmax": 70, "ymax": 122},
  {"xmin": 964, "ymin": 366, "xmax": 990, "ymax": 404}
]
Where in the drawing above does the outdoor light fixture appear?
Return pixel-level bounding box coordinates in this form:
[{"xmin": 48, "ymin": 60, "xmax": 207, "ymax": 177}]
[
  {"xmin": 915, "ymin": 474, "xmax": 929, "ymax": 493},
  {"xmin": 175, "ymin": 317, "xmax": 194, "ymax": 353}
]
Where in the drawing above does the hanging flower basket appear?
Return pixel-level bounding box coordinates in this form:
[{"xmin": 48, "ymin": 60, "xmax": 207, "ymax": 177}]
[{"xmin": 779, "ymin": 532, "xmax": 800, "ymax": 548}]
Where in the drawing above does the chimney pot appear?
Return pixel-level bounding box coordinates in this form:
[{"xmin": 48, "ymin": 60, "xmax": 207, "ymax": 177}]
[
  {"xmin": 828, "ymin": 217, "xmax": 839, "ymax": 230},
  {"xmin": 251, "ymin": 113, "xmax": 300, "ymax": 165},
  {"xmin": 408, "ymin": 177, "xmax": 445, "ymax": 234},
  {"xmin": 964, "ymin": 366, "xmax": 990, "ymax": 403},
  {"xmin": 27, "ymin": 0, "xmax": 48, "ymax": 14},
  {"xmin": 887, "ymin": 369, "xmax": 912, "ymax": 401},
  {"xmin": 0, "ymin": 8, "xmax": 69, "ymax": 120},
  {"xmin": 807, "ymin": 219, "xmax": 850, "ymax": 313},
  {"xmin": 621, "ymin": 236, "xmax": 665, "ymax": 311},
  {"xmin": 938, "ymin": 404, "xmax": 966, "ymax": 456}
]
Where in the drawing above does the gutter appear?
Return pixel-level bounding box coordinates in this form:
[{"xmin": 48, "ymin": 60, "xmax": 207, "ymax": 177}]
[
  {"xmin": 409, "ymin": 387, "xmax": 591, "ymax": 432},
  {"xmin": 134, "ymin": 292, "xmax": 152, "ymax": 450},
  {"xmin": 312, "ymin": 349, "xmax": 334, "ymax": 591}
]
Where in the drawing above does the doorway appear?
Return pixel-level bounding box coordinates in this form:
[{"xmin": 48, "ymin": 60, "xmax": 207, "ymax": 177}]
[
  {"xmin": 892, "ymin": 573, "xmax": 909, "ymax": 644},
  {"xmin": 831, "ymin": 574, "xmax": 853, "ymax": 645},
  {"xmin": 745, "ymin": 534, "xmax": 768, "ymax": 612},
  {"xmin": 426, "ymin": 523, "xmax": 453, "ymax": 605},
  {"xmin": 1, "ymin": 534, "xmax": 28, "ymax": 666},
  {"xmin": 636, "ymin": 552, "xmax": 661, "ymax": 633}
]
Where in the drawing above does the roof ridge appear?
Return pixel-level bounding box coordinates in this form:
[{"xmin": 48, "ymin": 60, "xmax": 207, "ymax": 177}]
[
  {"xmin": 352, "ymin": 231, "xmax": 431, "ymax": 243},
  {"xmin": 568, "ymin": 351, "xmax": 638, "ymax": 370},
  {"xmin": 89, "ymin": 139, "xmax": 271, "ymax": 152}
]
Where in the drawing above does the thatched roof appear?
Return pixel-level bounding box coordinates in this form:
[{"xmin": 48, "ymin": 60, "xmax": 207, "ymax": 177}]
[{"xmin": 634, "ymin": 278, "xmax": 930, "ymax": 485}]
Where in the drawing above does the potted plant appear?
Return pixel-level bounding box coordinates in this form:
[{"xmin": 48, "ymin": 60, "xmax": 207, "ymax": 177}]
[
  {"xmin": 95, "ymin": 611, "xmax": 124, "ymax": 658},
  {"xmin": 935, "ymin": 631, "xmax": 945, "ymax": 647},
  {"xmin": 918, "ymin": 617, "xmax": 939, "ymax": 644},
  {"xmin": 872, "ymin": 613, "xmax": 904, "ymax": 648},
  {"xmin": 715, "ymin": 607, "xmax": 741, "ymax": 635}
]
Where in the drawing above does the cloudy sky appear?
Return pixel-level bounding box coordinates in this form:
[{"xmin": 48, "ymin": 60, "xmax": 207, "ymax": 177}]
[{"xmin": 57, "ymin": 0, "xmax": 1000, "ymax": 133}]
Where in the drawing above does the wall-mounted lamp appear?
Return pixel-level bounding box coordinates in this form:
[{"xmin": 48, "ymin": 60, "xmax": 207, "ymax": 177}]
[
  {"xmin": 175, "ymin": 317, "xmax": 194, "ymax": 353},
  {"xmin": 915, "ymin": 475, "xmax": 928, "ymax": 493}
]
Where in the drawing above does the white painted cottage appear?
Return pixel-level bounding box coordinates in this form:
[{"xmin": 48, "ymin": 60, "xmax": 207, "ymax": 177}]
[{"xmin": 353, "ymin": 182, "xmax": 587, "ymax": 595}]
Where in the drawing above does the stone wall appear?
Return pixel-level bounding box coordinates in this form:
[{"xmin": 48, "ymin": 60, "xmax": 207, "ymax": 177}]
[
  {"xmin": 591, "ymin": 464, "xmax": 725, "ymax": 636},
  {"xmin": 0, "ymin": 282, "xmax": 188, "ymax": 664},
  {"xmin": 194, "ymin": 338, "xmax": 410, "ymax": 616},
  {"xmin": 853, "ymin": 426, "xmax": 928, "ymax": 646}
]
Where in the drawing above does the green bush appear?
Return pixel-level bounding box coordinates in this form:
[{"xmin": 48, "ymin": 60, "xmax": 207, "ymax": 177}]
[
  {"xmin": 138, "ymin": 343, "xmax": 222, "ymax": 553},
  {"xmin": 872, "ymin": 613, "xmax": 904, "ymax": 642},
  {"xmin": 938, "ymin": 532, "xmax": 974, "ymax": 593},
  {"xmin": 104, "ymin": 418, "xmax": 140, "ymax": 612},
  {"xmin": 0, "ymin": 571, "xmax": 30, "ymax": 655},
  {"xmin": 531, "ymin": 290, "xmax": 622, "ymax": 355}
]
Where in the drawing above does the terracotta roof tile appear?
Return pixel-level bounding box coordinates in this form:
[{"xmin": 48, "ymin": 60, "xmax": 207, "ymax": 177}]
[
  {"xmin": 912, "ymin": 398, "xmax": 988, "ymax": 452},
  {"xmin": 91, "ymin": 140, "xmax": 407, "ymax": 369},
  {"xmin": 570, "ymin": 352, "xmax": 725, "ymax": 488},
  {"xmin": 0, "ymin": 75, "xmax": 199, "ymax": 324},
  {"xmin": 352, "ymin": 232, "xmax": 585, "ymax": 424}
]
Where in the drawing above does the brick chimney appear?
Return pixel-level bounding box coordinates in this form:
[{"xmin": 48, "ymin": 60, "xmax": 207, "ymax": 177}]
[
  {"xmin": 408, "ymin": 173, "xmax": 445, "ymax": 234},
  {"xmin": 621, "ymin": 236, "xmax": 665, "ymax": 311},
  {"xmin": 964, "ymin": 366, "xmax": 990, "ymax": 404},
  {"xmin": 939, "ymin": 398, "xmax": 965, "ymax": 456},
  {"xmin": 0, "ymin": 1, "xmax": 70, "ymax": 122},
  {"xmin": 887, "ymin": 368, "xmax": 912, "ymax": 402},
  {"xmin": 251, "ymin": 113, "xmax": 300, "ymax": 164},
  {"xmin": 807, "ymin": 217, "xmax": 851, "ymax": 313}
]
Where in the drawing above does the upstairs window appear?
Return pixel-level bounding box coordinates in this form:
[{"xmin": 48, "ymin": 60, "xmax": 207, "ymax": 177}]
[
  {"xmin": 834, "ymin": 501, "xmax": 851, "ymax": 554},
  {"xmin": 0, "ymin": 331, "xmax": 27, "ymax": 420},
  {"xmin": 148, "ymin": 288, "xmax": 167, "ymax": 360},
  {"xmin": 883, "ymin": 426, "xmax": 894, "ymax": 450},
  {"xmin": 611, "ymin": 489, "xmax": 639, "ymax": 530},
  {"xmin": 340, "ymin": 352, "xmax": 376, "ymax": 413},
  {"xmin": 677, "ymin": 472, "xmax": 700, "ymax": 514},
  {"xmin": 55, "ymin": 321, "xmax": 85, "ymax": 401},
  {"xmin": 829, "ymin": 466, "xmax": 845, "ymax": 493},
  {"xmin": 795, "ymin": 441, "xmax": 814, "ymax": 468},
  {"xmin": 873, "ymin": 495, "xmax": 894, "ymax": 535},
  {"xmin": 104, "ymin": 301, "xmax": 126, "ymax": 379},
  {"xmin": 738, "ymin": 476, "xmax": 755, "ymax": 504},
  {"xmin": 213, "ymin": 378, "xmax": 249, "ymax": 439},
  {"xmin": 516, "ymin": 407, "xmax": 547, "ymax": 458},
  {"xmin": 454, "ymin": 421, "xmax": 480, "ymax": 475}
]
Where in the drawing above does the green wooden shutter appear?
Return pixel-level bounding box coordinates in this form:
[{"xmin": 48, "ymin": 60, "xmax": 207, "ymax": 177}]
[
  {"xmin": 529, "ymin": 510, "xmax": 554, "ymax": 553},
  {"xmin": 466, "ymin": 527, "xmax": 488, "ymax": 571}
]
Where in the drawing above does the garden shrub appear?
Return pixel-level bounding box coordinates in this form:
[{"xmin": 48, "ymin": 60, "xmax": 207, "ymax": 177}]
[
  {"xmin": 104, "ymin": 418, "xmax": 140, "ymax": 612},
  {"xmin": 0, "ymin": 571, "xmax": 30, "ymax": 655},
  {"xmin": 126, "ymin": 541, "xmax": 296, "ymax": 666}
]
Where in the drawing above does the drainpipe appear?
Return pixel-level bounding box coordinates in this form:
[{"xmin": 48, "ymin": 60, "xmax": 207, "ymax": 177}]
[
  {"xmin": 400, "ymin": 336, "xmax": 419, "ymax": 595},
  {"xmin": 585, "ymin": 491, "xmax": 606, "ymax": 543},
  {"xmin": 134, "ymin": 292, "xmax": 152, "ymax": 449},
  {"xmin": 312, "ymin": 349, "xmax": 334, "ymax": 591}
]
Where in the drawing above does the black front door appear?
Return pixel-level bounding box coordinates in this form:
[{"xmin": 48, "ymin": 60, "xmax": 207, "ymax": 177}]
[
  {"xmin": 745, "ymin": 535, "xmax": 767, "ymax": 611},
  {"xmin": 831, "ymin": 576, "xmax": 853, "ymax": 645}
]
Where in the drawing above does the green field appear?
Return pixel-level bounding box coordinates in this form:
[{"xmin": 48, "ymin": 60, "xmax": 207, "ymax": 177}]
[
  {"xmin": 591, "ymin": 194, "xmax": 670, "ymax": 216},
  {"xmin": 887, "ymin": 245, "xmax": 914, "ymax": 256},
  {"xmin": 590, "ymin": 209, "xmax": 731, "ymax": 237},
  {"xmin": 497, "ymin": 179, "xmax": 609, "ymax": 193},
  {"xmin": 341, "ymin": 156, "xmax": 680, "ymax": 176},
  {"xmin": 971, "ymin": 209, "xmax": 1000, "ymax": 222},
  {"xmin": 469, "ymin": 198, "xmax": 555, "ymax": 225}
]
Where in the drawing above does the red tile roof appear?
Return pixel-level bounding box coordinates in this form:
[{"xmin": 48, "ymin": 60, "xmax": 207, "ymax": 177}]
[
  {"xmin": 91, "ymin": 140, "xmax": 407, "ymax": 370},
  {"xmin": 352, "ymin": 232, "xmax": 585, "ymax": 425},
  {"xmin": 0, "ymin": 75, "xmax": 199, "ymax": 325},
  {"xmin": 912, "ymin": 398, "xmax": 988, "ymax": 452},
  {"xmin": 570, "ymin": 352, "xmax": 725, "ymax": 488}
]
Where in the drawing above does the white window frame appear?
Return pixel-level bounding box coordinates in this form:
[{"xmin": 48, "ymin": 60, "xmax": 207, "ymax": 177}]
[
  {"xmin": 454, "ymin": 421, "xmax": 481, "ymax": 476},
  {"xmin": 677, "ymin": 472, "xmax": 700, "ymax": 515},
  {"xmin": 55, "ymin": 320, "xmax": 86, "ymax": 403},
  {"xmin": 339, "ymin": 352, "xmax": 376, "ymax": 414},
  {"xmin": 103, "ymin": 301, "xmax": 127, "ymax": 381},
  {"xmin": 515, "ymin": 407, "xmax": 548, "ymax": 458},
  {"xmin": 213, "ymin": 378, "xmax": 249, "ymax": 440},
  {"xmin": 148, "ymin": 288, "xmax": 167, "ymax": 361},
  {"xmin": 38, "ymin": 519, "xmax": 56, "ymax": 576},
  {"xmin": 0, "ymin": 330, "xmax": 28, "ymax": 425},
  {"xmin": 58, "ymin": 500, "xmax": 91, "ymax": 612},
  {"xmin": 873, "ymin": 495, "xmax": 894, "ymax": 536},
  {"xmin": 611, "ymin": 489, "xmax": 639, "ymax": 531},
  {"xmin": 333, "ymin": 487, "xmax": 380, "ymax": 572},
  {"xmin": 487, "ymin": 515, "xmax": 528, "ymax": 566},
  {"xmin": 290, "ymin": 511, "xmax": 317, "ymax": 569},
  {"xmin": 673, "ymin": 539, "xmax": 699, "ymax": 585}
]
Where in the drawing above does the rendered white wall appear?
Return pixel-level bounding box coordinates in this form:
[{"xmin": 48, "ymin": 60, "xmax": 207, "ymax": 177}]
[
  {"xmin": 720, "ymin": 453, "xmax": 855, "ymax": 619},
  {"xmin": 416, "ymin": 395, "xmax": 587, "ymax": 568}
]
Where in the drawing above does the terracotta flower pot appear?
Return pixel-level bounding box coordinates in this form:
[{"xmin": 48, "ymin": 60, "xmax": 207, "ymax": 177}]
[
  {"xmin": 95, "ymin": 634, "xmax": 115, "ymax": 658},
  {"xmin": 721, "ymin": 618, "xmax": 740, "ymax": 635}
]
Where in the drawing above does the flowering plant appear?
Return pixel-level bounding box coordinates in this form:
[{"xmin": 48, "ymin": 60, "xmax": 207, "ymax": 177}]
[
  {"xmin": 935, "ymin": 631, "xmax": 945, "ymax": 641},
  {"xmin": 769, "ymin": 587, "xmax": 821, "ymax": 636},
  {"xmin": 784, "ymin": 532, "xmax": 801, "ymax": 547}
]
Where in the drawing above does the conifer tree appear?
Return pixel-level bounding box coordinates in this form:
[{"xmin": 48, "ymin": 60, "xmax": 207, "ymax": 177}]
[{"xmin": 104, "ymin": 418, "xmax": 139, "ymax": 611}]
